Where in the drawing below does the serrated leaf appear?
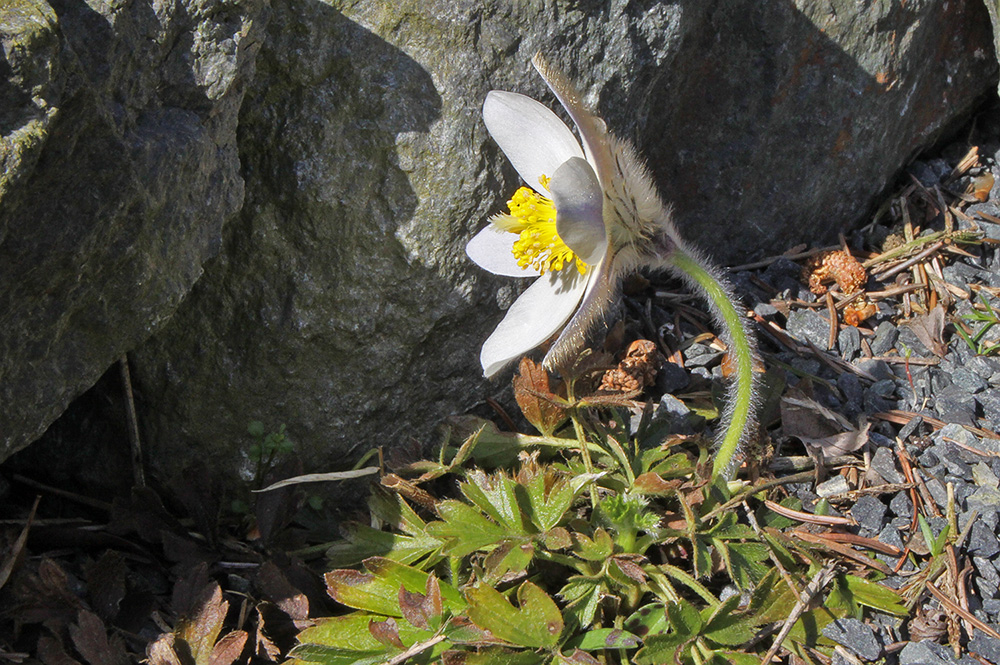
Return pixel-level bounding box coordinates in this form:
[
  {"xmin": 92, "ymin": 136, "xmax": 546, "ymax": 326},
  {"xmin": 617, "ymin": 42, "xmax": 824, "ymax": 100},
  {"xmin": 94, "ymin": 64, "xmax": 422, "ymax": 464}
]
[
  {"xmin": 726, "ymin": 542, "xmax": 770, "ymax": 589},
  {"xmin": 443, "ymin": 648, "xmax": 549, "ymax": 665},
  {"xmin": 325, "ymin": 559, "xmax": 463, "ymax": 617},
  {"xmin": 522, "ymin": 471, "xmax": 576, "ymax": 532},
  {"xmin": 294, "ymin": 613, "xmax": 433, "ymax": 654},
  {"xmin": 632, "ymin": 632, "xmax": 689, "ymax": 665},
  {"xmin": 571, "ymin": 528, "xmax": 614, "ymax": 561},
  {"xmin": 558, "ymin": 578, "xmax": 602, "ymax": 628},
  {"xmin": 482, "ymin": 541, "xmax": 535, "ymax": 586},
  {"xmin": 325, "ymin": 522, "xmax": 442, "ymax": 568},
  {"xmin": 460, "ymin": 471, "xmax": 530, "ymax": 534},
  {"xmin": 427, "ymin": 500, "xmax": 510, "ymax": 557},
  {"xmin": 513, "ymin": 357, "xmax": 569, "ymax": 436},
  {"xmin": 288, "ymin": 644, "xmax": 388, "ymax": 665},
  {"xmin": 666, "ymin": 600, "xmax": 703, "ymax": 637},
  {"xmin": 363, "ymin": 558, "xmax": 465, "ymax": 614},
  {"xmin": 624, "ymin": 603, "xmax": 669, "ymax": 639},
  {"xmin": 564, "ymin": 628, "xmax": 641, "ymax": 651},
  {"xmin": 465, "ymin": 582, "xmax": 563, "ymax": 648}
]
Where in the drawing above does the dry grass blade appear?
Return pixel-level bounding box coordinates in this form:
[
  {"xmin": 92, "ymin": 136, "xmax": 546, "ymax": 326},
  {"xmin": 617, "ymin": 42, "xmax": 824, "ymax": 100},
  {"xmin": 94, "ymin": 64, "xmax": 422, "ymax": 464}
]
[
  {"xmin": 253, "ymin": 468, "xmax": 379, "ymax": 493},
  {"xmin": 0, "ymin": 495, "xmax": 39, "ymax": 592},
  {"xmin": 760, "ymin": 562, "xmax": 839, "ymax": 665},
  {"xmin": 763, "ymin": 500, "xmax": 854, "ymax": 526}
]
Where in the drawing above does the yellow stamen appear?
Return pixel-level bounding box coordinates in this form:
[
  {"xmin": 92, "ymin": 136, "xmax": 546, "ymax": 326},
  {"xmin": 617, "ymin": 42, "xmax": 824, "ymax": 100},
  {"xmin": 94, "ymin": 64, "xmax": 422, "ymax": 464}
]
[{"xmin": 490, "ymin": 184, "xmax": 587, "ymax": 275}]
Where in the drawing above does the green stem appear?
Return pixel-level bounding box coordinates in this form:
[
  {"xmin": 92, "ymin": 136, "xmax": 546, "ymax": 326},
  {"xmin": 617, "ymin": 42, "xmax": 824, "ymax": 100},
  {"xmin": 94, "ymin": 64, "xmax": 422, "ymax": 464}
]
[
  {"xmin": 669, "ymin": 249, "xmax": 756, "ymax": 481},
  {"xmin": 567, "ymin": 379, "xmax": 598, "ymax": 509}
]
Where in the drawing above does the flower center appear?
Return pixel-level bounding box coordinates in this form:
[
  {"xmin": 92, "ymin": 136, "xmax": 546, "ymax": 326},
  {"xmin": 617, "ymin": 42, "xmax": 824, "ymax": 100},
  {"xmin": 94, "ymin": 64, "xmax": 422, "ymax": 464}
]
[{"xmin": 490, "ymin": 180, "xmax": 587, "ymax": 275}]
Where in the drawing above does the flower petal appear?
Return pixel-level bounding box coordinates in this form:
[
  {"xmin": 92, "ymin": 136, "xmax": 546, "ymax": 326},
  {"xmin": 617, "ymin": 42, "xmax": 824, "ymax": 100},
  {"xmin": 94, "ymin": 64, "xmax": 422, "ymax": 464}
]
[
  {"xmin": 483, "ymin": 91, "xmax": 584, "ymax": 194},
  {"xmin": 480, "ymin": 269, "xmax": 588, "ymax": 377},
  {"xmin": 531, "ymin": 53, "xmax": 616, "ymax": 190},
  {"xmin": 549, "ymin": 157, "xmax": 606, "ymax": 266},
  {"xmin": 466, "ymin": 225, "xmax": 541, "ymax": 277},
  {"xmin": 544, "ymin": 250, "xmax": 619, "ymax": 372}
]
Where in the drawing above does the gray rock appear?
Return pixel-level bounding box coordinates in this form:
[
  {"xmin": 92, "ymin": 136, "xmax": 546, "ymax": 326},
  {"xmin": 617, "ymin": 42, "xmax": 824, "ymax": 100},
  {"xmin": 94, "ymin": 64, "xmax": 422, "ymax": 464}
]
[
  {"xmin": 786, "ymin": 309, "xmax": 832, "ymax": 349},
  {"xmin": 969, "ymin": 635, "xmax": 1000, "ymax": 665},
  {"xmin": 652, "ymin": 394, "xmax": 703, "ymax": 435},
  {"xmin": 978, "ymin": 391, "xmax": 1000, "ymax": 430},
  {"xmin": 838, "ymin": 326, "xmax": 861, "ymax": 361},
  {"xmin": 851, "ymin": 495, "xmax": 887, "ymax": 533},
  {"xmin": 0, "ymin": 0, "xmax": 265, "ymax": 463},
  {"xmin": 656, "ymin": 361, "xmax": 690, "ymax": 394},
  {"xmin": 934, "ymin": 387, "xmax": 979, "ymax": 427},
  {"xmin": 889, "ymin": 491, "xmax": 913, "ymax": 518},
  {"xmin": 864, "ymin": 379, "xmax": 898, "ymax": 413},
  {"xmin": 4, "ymin": 0, "xmax": 996, "ymax": 478},
  {"xmin": 968, "ymin": 520, "xmax": 1000, "ymax": 558},
  {"xmin": 898, "ymin": 415, "xmax": 924, "ymax": 441},
  {"xmin": 870, "ymin": 321, "xmax": 899, "ymax": 356},
  {"xmin": 967, "ymin": 356, "xmax": 1000, "ymax": 379},
  {"xmin": 871, "ymin": 446, "xmax": 904, "ymax": 484},
  {"xmin": 899, "ymin": 639, "xmax": 977, "ymax": 665},
  {"xmin": 822, "ymin": 618, "xmax": 881, "ymax": 661},
  {"xmin": 953, "ymin": 367, "xmax": 988, "ymax": 394},
  {"xmin": 817, "ymin": 475, "xmax": 850, "ymax": 498}
]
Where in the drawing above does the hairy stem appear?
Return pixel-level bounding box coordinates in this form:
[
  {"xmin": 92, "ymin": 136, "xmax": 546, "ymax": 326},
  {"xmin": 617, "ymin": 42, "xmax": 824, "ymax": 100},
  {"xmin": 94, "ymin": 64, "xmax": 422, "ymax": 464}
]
[{"xmin": 668, "ymin": 248, "xmax": 757, "ymax": 481}]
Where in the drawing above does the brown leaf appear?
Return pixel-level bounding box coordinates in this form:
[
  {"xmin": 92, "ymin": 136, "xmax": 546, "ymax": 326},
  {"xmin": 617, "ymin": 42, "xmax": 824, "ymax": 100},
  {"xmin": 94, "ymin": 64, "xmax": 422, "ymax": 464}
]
[
  {"xmin": 37, "ymin": 634, "xmax": 83, "ymax": 665},
  {"xmin": 208, "ymin": 630, "xmax": 248, "ymax": 665},
  {"xmin": 512, "ymin": 358, "xmax": 567, "ymax": 436},
  {"xmin": 146, "ymin": 634, "xmax": 183, "ymax": 665},
  {"xmin": 398, "ymin": 575, "xmax": 442, "ymax": 630},
  {"xmin": 905, "ymin": 306, "xmax": 948, "ymax": 357},
  {"xmin": 599, "ymin": 340, "xmax": 661, "ymax": 393},
  {"xmin": 369, "ymin": 618, "xmax": 406, "ymax": 649},
  {"xmin": 801, "ymin": 421, "xmax": 872, "ymax": 457},
  {"xmin": 631, "ymin": 472, "xmax": 682, "ymax": 496},
  {"xmin": 780, "ymin": 386, "xmax": 851, "ymax": 440},
  {"xmin": 610, "ymin": 556, "xmax": 647, "ymax": 583},
  {"xmin": 969, "ymin": 172, "xmax": 995, "ymax": 202},
  {"xmin": 84, "ymin": 551, "xmax": 127, "ymax": 622},
  {"xmin": 175, "ymin": 581, "xmax": 229, "ymax": 665},
  {"xmin": 255, "ymin": 562, "xmax": 309, "ymax": 622},
  {"xmin": 69, "ymin": 610, "xmax": 129, "ymax": 665}
]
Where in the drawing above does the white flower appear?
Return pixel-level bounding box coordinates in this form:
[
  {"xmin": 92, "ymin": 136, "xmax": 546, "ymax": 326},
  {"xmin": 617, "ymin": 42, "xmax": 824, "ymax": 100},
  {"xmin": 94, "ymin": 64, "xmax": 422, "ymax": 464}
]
[{"xmin": 467, "ymin": 55, "xmax": 674, "ymax": 378}]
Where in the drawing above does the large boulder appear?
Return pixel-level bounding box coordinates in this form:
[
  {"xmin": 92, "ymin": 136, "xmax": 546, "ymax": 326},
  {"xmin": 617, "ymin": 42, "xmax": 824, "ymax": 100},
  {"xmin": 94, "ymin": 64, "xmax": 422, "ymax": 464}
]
[
  {"xmin": 0, "ymin": 0, "xmax": 265, "ymax": 463},
  {"xmin": 128, "ymin": 0, "xmax": 996, "ymax": 482}
]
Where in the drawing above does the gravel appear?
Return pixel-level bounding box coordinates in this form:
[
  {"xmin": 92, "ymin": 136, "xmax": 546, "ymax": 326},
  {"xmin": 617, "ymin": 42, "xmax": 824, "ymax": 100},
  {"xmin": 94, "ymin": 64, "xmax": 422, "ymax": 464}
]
[{"xmin": 822, "ymin": 618, "xmax": 882, "ymax": 661}]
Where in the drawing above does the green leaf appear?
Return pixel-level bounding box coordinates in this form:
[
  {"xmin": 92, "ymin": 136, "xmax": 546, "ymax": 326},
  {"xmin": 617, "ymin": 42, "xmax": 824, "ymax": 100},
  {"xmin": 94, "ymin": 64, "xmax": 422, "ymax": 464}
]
[
  {"xmin": 522, "ymin": 471, "xmax": 575, "ymax": 532},
  {"xmin": 324, "ymin": 559, "xmax": 464, "ymax": 617},
  {"xmin": 726, "ymin": 542, "xmax": 770, "ymax": 589},
  {"xmin": 563, "ymin": 628, "xmax": 642, "ymax": 651},
  {"xmin": 325, "ymin": 523, "xmax": 442, "ymax": 568},
  {"xmin": 666, "ymin": 601, "xmax": 703, "ymax": 637},
  {"xmin": 288, "ymin": 644, "xmax": 388, "ymax": 665},
  {"xmin": 624, "ymin": 603, "xmax": 669, "ymax": 640},
  {"xmin": 632, "ymin": 632, "xmax": 689, "ymax": 665},
  {"xmin": 559, "ymin": 578, "xmax": 602, "ymax": 628},
  {"xmin": 465, "ymin": 582, "xmax": 564, "ymax": 648},
  {"xmin": 427, "ymin": 500, "xmax": 510, "ymax": 557},
  {"xmin": 294, "ymin": 613, "xmax": 430, "ymax": 655},
  {"xmin": 460, "ymin": 470, "xmax": 531, "ymax": 534},
  {"xmin": 571, "ymin": 528, "xmax": 614, "ymax": 561},
  {"xmin": 835, "ymin": 575, "xmax": 908, "ymax": 616}
]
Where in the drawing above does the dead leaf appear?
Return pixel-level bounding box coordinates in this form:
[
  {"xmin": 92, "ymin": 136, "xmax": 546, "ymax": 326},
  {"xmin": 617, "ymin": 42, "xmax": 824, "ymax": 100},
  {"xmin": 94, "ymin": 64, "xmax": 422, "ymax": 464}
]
[
  {"xmin": 254, "ymin": 468, "xmax": 378, "ymax": 493},
  {"xmin": 599, "ymin": 340, "xmax": 661, "ymax": 393},
  {"xmin": 68, "ymin": 610, "xmax": 129, "ymax": 665},
  {"xmin": 175, "ymin": 582, "xmax": 229, "ymax": 665},
  {"xmin": 631, "ymin": 472, "xmax": 683, "ymax": 496},
  {"xmin": 208, "ymin": 630, "xmax": 247, "ymax": 665},
  {"xmin": 780, "ymin": 385, "xmax": 853, "ymax": 440},
  {"xmin": 512, "ymin": 358, "xmax": 568, "ymax": 436},
  {"xmin": 369, "ymin": 618, "xmax": 406, "ymax": 649},
  {"xmin": 398, "ymin": 575, "xmax": 442, "ymax": 630},
  {"xmin": 801, "ymin": 421, "xmax": 872, "ymax": 457},
  {"xmin": 37, "ymin": 634, "xmax": 82, "ymax": 665},
  {"xmin": 905, "ymin": 305, "xmax": 948, "ymax": 357},
  {"xmin": 0, "ymin": 495, "xmax": 39, "ymax": 592},
  {"xmin": 84, "ymin": 551, "xmax": 127, "ymax": 622},
  {"xmin": 146, "ymin": 634, "xmax": 183, "ymax": 665}
]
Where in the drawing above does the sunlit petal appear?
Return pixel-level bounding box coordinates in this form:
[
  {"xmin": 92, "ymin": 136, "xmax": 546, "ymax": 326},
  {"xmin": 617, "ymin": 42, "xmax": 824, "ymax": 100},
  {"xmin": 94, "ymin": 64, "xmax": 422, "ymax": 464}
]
[
  {"xmin": 480, "ymin": 269, "xmax": 589, "ymax": 377},
  {"xmin": 483, "ymin": 91, "xmax": 584, "ymax": 194},
  {"xmin": 466, "ymin": 225, "xmax": 541, "ymax": 277},
  {"xmin": 549, "ymin": 157, "xmax": 606, "ymax": 266}
]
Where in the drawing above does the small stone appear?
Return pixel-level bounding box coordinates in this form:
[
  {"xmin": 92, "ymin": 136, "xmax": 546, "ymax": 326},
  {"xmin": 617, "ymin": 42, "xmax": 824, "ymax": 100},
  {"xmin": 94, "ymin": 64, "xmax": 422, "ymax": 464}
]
[
  {"xmin": 933, "ymin": 387, "xmax": 978, "ymax": 427},
  {"xmin": 656, "ymin": 361, "xmax": 690, "ymax": 393},
  {"xmin": 899, "ymin": 639, "xmax": 977, "ymax": 665},
  {"xmin": 838, "ymin": 373, "xmax": 864, "ymax": 417},
  {"xmin": 898, "ymin": 415, "xmax": 923, "ymax": 441},
  {"xmin": 889, "ymin": 491, "xmax": 912, "ymax": 518},
  {"xmin": 838, "ymin": 326, "xmax": 861, "ymax": 360},
  {"xmin": 851, "ymin": 495, "xmax": 887, "ymax": 533},
  {"xmin": 816, "ymin": 475, "xmax": 850, "ymax": 497},
  {"xmin": 856, "ymin": 358, "xmax": 894, "ymax": 382},
  {"xmin": 684, "ymin": 344, "xmax": 723, "ymax": 367},
  {"xmin": 974, "ymin": 462, "xmax": 1000, "ymax": 489},
  {"xmin": 968, "ymin": 520, "xmax": 1000, "ymax": 558},
  {"xmin": 977, "ymin": 391, "xmax": 1000, "ymax": 429},
  {"xmin": 786, "ymin": 309, "xmax": 832, "ymax": 349},
  {"xmin": 952, "ymin": 367, "xmax": 988, "ymax": 394},
  {"xmin": 974, "ymin": 556, "xmax": 1000, "ymax": 589},
  {"xmin": 871, "ymin": 446, "xmax": 904, "ymax": 484},
  {"xmin": 753, "ymin": 301, "xmax": 779, "ymax": 318},
  {"xmin": 822, "ymin": 618, "xmax": 881, "ymax": 661},
  {"xmin": 967, "ymin": 355, "xmax": 1000, "ymax": 379},
  {"xmin": 927, "ymin": 443, "xmax": 971, "ymax": 478},
  {"xmin": 653, "ymin": 394, "xmax": 703, "ymax": 435},
  {"xmin": 864, "ymin": 379, "xmax": 898, "ymax": 413},
  {"xmin": 969, "ymin": 635, "xmax": 1000, "ymax": 665},
  {"xmin": 870, "ymin": 321, "xmax": 899, "ymax": 356}
]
